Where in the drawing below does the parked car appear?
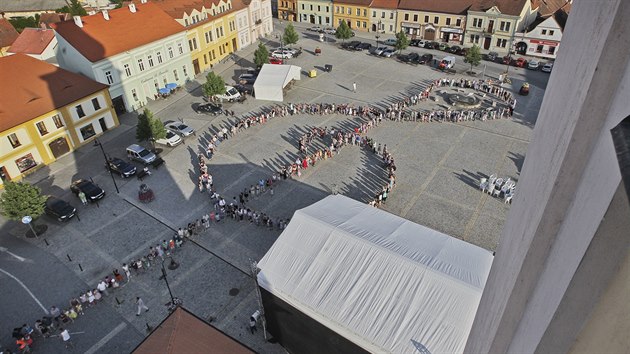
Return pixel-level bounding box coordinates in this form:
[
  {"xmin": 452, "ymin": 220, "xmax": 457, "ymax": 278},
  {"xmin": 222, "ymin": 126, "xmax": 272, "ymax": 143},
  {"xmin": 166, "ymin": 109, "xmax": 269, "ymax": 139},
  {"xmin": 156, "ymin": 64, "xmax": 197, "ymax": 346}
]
[
  {"xmin": 527, "ymin": 59, "xmax": 540, "ymax": 70},
  {"xmin": 460, "ymin": 47, "xmax": 469, "ymax": 56},
  {"xmin": 307, "ymin": 26, "xmax": 321, "ymax": 32},
  {"xmin": 541, "ymin": 61, "xmax": 553, "ymax": 73},
  {"xmin": 418, "ymin": 53, "xmax": 433, "ymax": 64},
  {"xmin": 238, "ymin": 73, "xmax": 257, "ymax": 84},
  {"xmin": 106, "ymin": 157, "xmax": 137, "ymax": 178},
  {"xmin": 70, "ymin": 179, "xmax": 105, "ymax": 202},
  {"xmin": 322, "ymin": 27, "xmax": 336, "ymax": 35},
  {"xmin": 502, "ymin": 55, "xmax": 513, "ymax": 65},
  {"xmin": 165, "ymin": 121, "xmax": 195, "ymax": 137},
  {"xmin": 400, "ymin": 52, "xmax": 420, "ymax": 63},
  {"xmin": 197, "ymin": 102, "xmax": 223, "ymax": 115},
  {"xmin": 438, "ymin": 43, "xmax": 450, "ymax": 51},
  {"xmin": 356, "ymin": 42, "xmax": 372, "ymax": 51},
  {"xmin": 383, "ymin": 38, "xmax": 397, "ymax": 46},
  {"xmin": 410, "ymin": 39, "xmax": 427, "ymax": 47},
  {"xmin": 370, "ymin": 46, "xmax": 387, "ymax": 56},
  {"xmin": 380, "ymin": 49, "xmax": 396, "ymax": 57},
  {"xmin": 486, "ymin": 51, "xmax": 499, "ymax": 62},
  {"xmin": 269, "ymin": 57, "xmax": 284, "ymax": 64},
  {"xmin": 155, "ymin": 129, "xmax": 183, "ymax": 147},
  {"xmin": 425, "ymin": 41, "xmax": 439, "ymax": 49},
  {"xmin": 126, "ymin": 144, "xmax": 156, "ymax": 164},
  {"xmin": 44, "ymin": 196, "xmax": 76, "ymax": 221},
  {"xmin": 271, "ymin": 50, "xmax": 293, "ymax": 59},
  {"xmin": 342, "ymin": 40, "xmax": 361, "ymax": 50},
  {"xmin": 215, "ymin": 85, "xmax": 242, "ymax": 102},
  {"xmin": 439, "ymin": 56, "xmax": 456, "ymax": 70},
  {"xmin": 448, "ymin": 45, "xmax": 462, "ymax": 55},
  {"xmin": 514, "ymin": 57, "xmax": 527, "ymax": 67}
]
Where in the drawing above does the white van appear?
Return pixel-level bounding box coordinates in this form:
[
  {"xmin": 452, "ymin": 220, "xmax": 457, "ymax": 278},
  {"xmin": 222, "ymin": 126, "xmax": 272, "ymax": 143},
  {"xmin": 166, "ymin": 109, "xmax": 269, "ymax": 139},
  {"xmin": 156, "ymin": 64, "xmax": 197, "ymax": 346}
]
[
  {"xmin": 215, "ymin": 85, "xmax": 242, "ymax": 102},
  {"xmin": 439, "ymin": 56, "xmax": 456, "ymax": 70}
]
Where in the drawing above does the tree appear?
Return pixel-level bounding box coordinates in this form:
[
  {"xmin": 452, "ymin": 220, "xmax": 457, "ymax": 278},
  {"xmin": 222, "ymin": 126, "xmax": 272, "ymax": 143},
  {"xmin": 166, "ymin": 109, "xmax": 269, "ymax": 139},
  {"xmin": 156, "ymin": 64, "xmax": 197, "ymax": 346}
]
[
  {"xmin": 394, "ymin": 30, "xmax": 410, "ymax": 54},
  {"xmin": 111, "ymin": 0, "xmax": 124, "ymax": 9},
  {"xmin": 335, "ymin": 21, "xmax": 353, "ymax": 43},
  {"xmin": 464, "ymin": 45, "xmax": 482, "ymax": 73},
  {"xmin": 136, "ymin": 109, "xmax": 152, "ymax": 142},
  {"xmin": 253, "ymin": 42, "xmax": 270, "ymax": 68},
  {"xmin": 202, "ymin": 72, "xmax": 226, "ymax": 99},
  {"xmin": 283, "ymin": 23, "xmax": 299, "ymax": 47},
  {"xmin": 0, "ymin": 182, "xmax": 46, "ymax": 222},
  {"xmin": 55, "ymin": 0, "xmax": 87, "ymax": 16},
  {"xmin": 149, "ymin": 116, "xmax": 167, "ymax": 143},
  {"xmin": 9, "ymin": 15, "xmax": 39, "ymax": 33}
]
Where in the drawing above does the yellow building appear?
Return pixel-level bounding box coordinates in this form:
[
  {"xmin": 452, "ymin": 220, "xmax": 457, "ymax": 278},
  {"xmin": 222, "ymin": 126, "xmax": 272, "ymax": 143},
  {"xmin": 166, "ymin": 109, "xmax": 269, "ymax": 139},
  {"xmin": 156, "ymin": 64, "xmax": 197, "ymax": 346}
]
[
  {"xmin": 152, "ymin": 0, "xmax": 240, "ymax": 75},
  {"xmin": 397, "ymin": 0, "xmax": 468, "ymax": 43},
  {"xmin": 333, "ymin": 0, "xmax": 373, "ymax": 32},
  {"xmin": 278, "ymin": 0, "xmax": 298, "ymax": 21},
  {"xmin": 0, "ymin": 54, "xmax": 119, "ymax": 186}
]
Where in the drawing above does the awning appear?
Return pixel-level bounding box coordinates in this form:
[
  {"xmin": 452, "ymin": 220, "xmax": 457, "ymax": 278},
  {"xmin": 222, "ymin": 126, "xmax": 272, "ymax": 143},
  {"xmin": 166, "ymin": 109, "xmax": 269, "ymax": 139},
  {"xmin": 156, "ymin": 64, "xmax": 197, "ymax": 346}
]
[
  {"xmin": 165, "ymin": 83, "xmax": 177, "ymax": 90},
  {"xmin": 401, "ymin": 22, "xmax": 421, "ymax": 29},
  {"xmin": 441, "ymin": 27, "xmax": 463, "ymax": 34},
  {"xmin": 424, "ymin": 23, "xmax": 435, "ymax": 31},
  {"xmin": 158, "ymin": 87, "xmax": 170, "ymax": 94}
]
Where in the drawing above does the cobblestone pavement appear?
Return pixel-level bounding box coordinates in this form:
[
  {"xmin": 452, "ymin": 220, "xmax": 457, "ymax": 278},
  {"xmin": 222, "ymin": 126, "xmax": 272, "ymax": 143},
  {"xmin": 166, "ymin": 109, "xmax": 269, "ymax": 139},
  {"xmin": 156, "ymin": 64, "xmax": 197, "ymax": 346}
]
[{"xmin": 0, "ymin": 19, "xmax": 545, "ymax": 353}]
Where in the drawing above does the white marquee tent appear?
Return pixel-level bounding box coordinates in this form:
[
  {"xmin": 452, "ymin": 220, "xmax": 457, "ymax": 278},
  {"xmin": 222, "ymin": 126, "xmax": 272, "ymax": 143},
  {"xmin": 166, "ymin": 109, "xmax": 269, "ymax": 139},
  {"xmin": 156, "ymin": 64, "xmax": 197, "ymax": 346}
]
[
  {"xmin": 257, "ymin": 195, "xmax": 494, "ymax": 354},
  {"xmin": 253, "ymin": 64, "xmax": 301, "ymax": 102}
]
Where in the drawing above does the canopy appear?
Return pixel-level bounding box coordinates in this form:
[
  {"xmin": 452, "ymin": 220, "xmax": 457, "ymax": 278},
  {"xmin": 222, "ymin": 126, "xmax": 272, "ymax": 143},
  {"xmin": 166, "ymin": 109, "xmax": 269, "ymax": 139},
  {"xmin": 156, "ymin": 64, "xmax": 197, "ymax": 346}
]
[
  {"xmin": 158, "ymin": 87, "xmax": 170, "ymax": 94},
  {"xmin": 165, "ymin": 83, "xmax": 177, "ymax": 90},
  {"xmin": 257, "ymin": 195, "xmax": 494, "ymax": 354},
  {"xmin": 253, "ymin": 64, "xmax": 301, "ymax": 102}
]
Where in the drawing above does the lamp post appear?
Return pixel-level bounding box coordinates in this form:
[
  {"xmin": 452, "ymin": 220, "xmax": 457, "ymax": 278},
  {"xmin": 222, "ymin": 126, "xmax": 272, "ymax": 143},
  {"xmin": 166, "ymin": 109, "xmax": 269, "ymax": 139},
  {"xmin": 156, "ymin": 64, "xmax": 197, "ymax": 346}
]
[
  {"xmin": 94, "ymin": 138, "xmax": 119, "ymax": 193},
  {"xmin": 375, "ymin": 20, "xmax": 382, "ymax": 47},
  {"xmin": 160, "ymin": 257, "xmax": 179, "ymax": 304}
]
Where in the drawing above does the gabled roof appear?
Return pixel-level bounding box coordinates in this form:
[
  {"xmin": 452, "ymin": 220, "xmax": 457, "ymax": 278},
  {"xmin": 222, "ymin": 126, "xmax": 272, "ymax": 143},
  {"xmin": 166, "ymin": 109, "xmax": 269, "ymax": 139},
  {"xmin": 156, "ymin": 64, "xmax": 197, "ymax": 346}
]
[
  {"xmin": 470, "ymin": 0, "xmax": 530, "ymax": 16},
  {"xmin": 132, "ymin": 306, "xmax": 255, "ymax": 354},
  {"xmin": 52, "ymin": 2, "xmax": 185, "ymax": 62},
  {"xmin": 144, "ymin": 0, "xmax": 244, "ymax": 28},
  {"xmin": 39, "ymin": 12, "xmax": 72, "ymax": 28},
  {"xmin": 0, "ymin": 0, "xmax": 67, "ymax": 12},
  {"xmin": 552, "ymin": 6, "xmax": 569, "ymax": 30},
  {"xmin": 334, "ymin": 0, "xmax": 373, "ymax": 7},
  {"xmin": 0, "ymin": 54, "xmax": 108, "ymax": 132},
  {"xmin": 370, "ymin": 0, "xmax": 398, "ymax": 10},
  {"xmin": 0, "ymin": 18, "xmax": 19, "ymax": 48},
  {"xmin": 398, "ymin": 0, "xmax": 471, "ymax": 14},
  {"xmin": 537, "ymin": 0, "xmax": 571, "ymax": 17},
  {"xmin": 8, "ymin": 28, "xmax": 55, "ymax": 54}
]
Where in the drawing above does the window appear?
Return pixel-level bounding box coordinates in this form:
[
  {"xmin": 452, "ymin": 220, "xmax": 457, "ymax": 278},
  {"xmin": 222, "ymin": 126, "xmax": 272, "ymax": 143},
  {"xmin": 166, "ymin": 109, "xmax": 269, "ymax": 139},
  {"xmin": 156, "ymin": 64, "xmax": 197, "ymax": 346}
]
[
  {"xmin": 8, "ymin": 133, "xmax": 20, "ymax": 148},
  {"xmin": 220, "ymin": 27, "xmax": 224, "ymax": 36},
  {"xmin": 216, "ymin": 28, "xmax": 221, "ymax": 38},
  {"xmin": 434, "ymin": 16, "xmax": 439, "ymax": 24},
  {"xmin": 549, "ymin": 30, "xmax": 555, "ymax": 35},
  {"xmin": 347, "ymin": 8, "xmax": 350, "ymax": 14},
  {"xmin": 189, "ymin": 40, "xmax": 194, "ymax": 51},
  {"xmin": 335, "ymin": 6, "xmax": 339, "ymax": 13},
  {"xmin": 75, "ymin": 105, "xmax": 85, "ymax": 118},
  {"xmin": 206, "ymin": 31, "xmax": 213, "ymax": 43},
  {"xmin": 182, "ymin": 65, "xmax": 187, "ymax": 77},
  {"xmin": 356, "ymin": 8, "xmax": 360, "ymax": 16},
  {"xmin": 500, "ymin": 21, "xmax": 510, "ymax": 32},
  {"xmin": 124, "ymin": 64, "xmax": 132, "ymax": 77},
  {"xmin": 173, "ymin": 69, "xmax": 179, "ymax": 81},
  {"xmin": 178, "ymin": 43, "xmax": 183, "ymax": 54},
  {"xmin": 390, "ymin": 24, "xmax": 393, "ymax": 31},
  {"xmin": 79, "ymin": 124, "xmax": 96, "ymax": 140},
  {"xmin": 456, "ymin": 18, "xmax": 461, "ymax": 26},
  {"xmin": 403, "ymin": 13, "xmax": 408, "ymax": 21},
  {"xmin": 193, "ymin": 38, "xmax": 197, "ymax": 49},
  {"xmin": 105, "ymin": 70, "xmax": 113, "ymax": 84},
  {"xmin": 318, "ymin": 5, "xmax": 321, "ymax": 11},
  {"xmin": 413, "ymin": 14, "xmax": 418, "ymax": 22},
  {"xmin": 541, "ymin": 29, "xmax": 547, "ymax": 35},
  {"xmin": 356, "ymin": 21, "xmax": 360, "ymax": 28},
  {"xmin": 91, "ymin": 98, "xmax": 101, "ymax": 110},
  {"xmin": 548, "ymin": 46, "xmax": 556, "ymax": 55},
  {"xmin": 372, "ymin": 10, "xmax": 376, "ymax": 17},
  {"xmin": 148, "ymin": 55, "xmax": 154, "ymax": 67},
  {"xmin": 424, "ymin": 15, "xmax": 429, "ymax": 23},
  {"xmin": 473, "ymin": 18, "xmax": 483, "ymax": 28},
  {"xmin": 446, "ymin": 18, "xmax": 451, "ymax": 26},
  {"xmin": 168, "ymin": 47, "xmax": 174, "ymax": 58},
  {"xmin": 470, "ymin": 34, "xmax": 480, "ymax": 44},
  {"xmin": 363, "ymin": 9, "xmax": 367, "ymax": 17},
  {"xmin": 15, "ymin": 154, "xmax": 37, "ymax": 173},
  {"xmin": 204, "ymin": 54, "xmax": 208, "ymax": 65},
  {"xmin": 496, "ymin": 38, "xmax": 507, "ymax": 47},
  {"xmin": 157, "ymin": 52, "xmax": 163, "ymax": 64},
  {"xmin": 363, "ymin": 21, "xmax": 367, "ymax": 28},
  {"xmin": 36, "ymin": 122, "xmax": 48, "ymax": 135},
  {"xmin": 138, "ymin": 59, "xmax": 145, "ymax": 71},
  {"xmin": 52, "ymin": 114, "xmax": 64, "ymax": 128},
  {"xmin": 132, "ymin": 88, "xmax": 138, "ymax": 101},
  {"xmin": 390, "ymin": 12, "xmax": 393, "ymax": 19}
]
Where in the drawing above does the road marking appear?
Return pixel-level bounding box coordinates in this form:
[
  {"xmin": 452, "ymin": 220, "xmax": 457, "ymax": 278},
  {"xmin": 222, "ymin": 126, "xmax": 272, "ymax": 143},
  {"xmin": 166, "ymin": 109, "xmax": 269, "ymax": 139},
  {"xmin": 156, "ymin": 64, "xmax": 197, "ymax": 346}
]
[
  {"xmin": 0, "ymin": 268, "xmax": 48, "ymax": 314},
  {"xmin": 84, "ymin": 322, "xmax": 127, "ymax": 354},
  {"xmin": 0, "ymin": 247, "xmax": 30, "ymax": 262}
]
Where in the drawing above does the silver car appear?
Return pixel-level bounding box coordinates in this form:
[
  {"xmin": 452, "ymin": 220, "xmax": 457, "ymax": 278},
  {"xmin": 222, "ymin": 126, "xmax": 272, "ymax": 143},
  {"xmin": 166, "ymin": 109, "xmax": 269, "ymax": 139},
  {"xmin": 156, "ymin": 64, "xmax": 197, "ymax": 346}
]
[
  {"xmin": 164, "ymin": 121, "xmax": 195, "ymax": 137},
  {"xmin": 370, "ymin": 46, "xmax": 387, "ymax": 55}
]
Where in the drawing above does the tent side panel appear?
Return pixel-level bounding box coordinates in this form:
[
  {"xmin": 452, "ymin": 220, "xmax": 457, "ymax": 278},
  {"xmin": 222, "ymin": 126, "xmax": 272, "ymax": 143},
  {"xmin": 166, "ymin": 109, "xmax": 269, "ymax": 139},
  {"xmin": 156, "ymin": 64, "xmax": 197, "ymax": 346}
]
[{"xmin": 261, "ymin": 288, "xmax": 369, "ymax": 354}]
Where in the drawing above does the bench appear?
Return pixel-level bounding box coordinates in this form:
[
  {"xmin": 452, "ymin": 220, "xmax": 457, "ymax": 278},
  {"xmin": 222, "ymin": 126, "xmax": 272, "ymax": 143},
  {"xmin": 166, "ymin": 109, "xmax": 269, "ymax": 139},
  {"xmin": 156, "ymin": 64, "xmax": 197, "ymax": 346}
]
[{"xmin": 151, "ymin": 157, "xmax": 164, "ymax": 169}]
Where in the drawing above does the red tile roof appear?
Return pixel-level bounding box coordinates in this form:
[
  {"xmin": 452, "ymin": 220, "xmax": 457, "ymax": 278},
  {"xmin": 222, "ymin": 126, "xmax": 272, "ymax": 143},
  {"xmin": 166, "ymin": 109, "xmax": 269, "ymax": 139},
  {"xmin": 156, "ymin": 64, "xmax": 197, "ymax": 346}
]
[
  {"xmin": 335, "ymin": 0, "xmax": 374, "ymax": 6},
  {"xmin": 39, "ymin": 12, "xmax": 72, "ymax": 28},
  {"xmin": 370, "ymin": 0, "xmax": 399, "ymax": 10},
  {"xmin": 8, "ymin": 28, "xmax": 55, "ymax": 54},
  {"xmin": 132, "ymin": 307, "xmax": 255, "ymax": 354},
  {"xmin": 470, "ymin": 0, "xmax": 530, "ymax": 16},
  {"xmin": 0, "ymin": 54, "xmax": 109, "ymax": 132},
  {"xmin": 398, "ymin": 0, "xmax": 472, "ymax": 14},
  {"xmin": 144, "ymin": 0, "xmax": 245, "ymax": 28},
  {"xmin": 52, "ymin": 2, "xmax": 185, "ymax": 62},
  {"xmin": 0, "ymin": 18, "xmax": 19, "ymax": 48},
  {"xmin": 537, "ymin": 0, "xmax": 571, "ymax": 17}
]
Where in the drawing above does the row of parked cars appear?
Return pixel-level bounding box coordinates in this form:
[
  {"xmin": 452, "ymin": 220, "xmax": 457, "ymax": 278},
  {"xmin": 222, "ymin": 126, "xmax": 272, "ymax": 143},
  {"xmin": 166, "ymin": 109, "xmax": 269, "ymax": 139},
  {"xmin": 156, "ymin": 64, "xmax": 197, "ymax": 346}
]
[{"xmin": 270, "ymin": 46, "xmax": 302, "ymax": 59}]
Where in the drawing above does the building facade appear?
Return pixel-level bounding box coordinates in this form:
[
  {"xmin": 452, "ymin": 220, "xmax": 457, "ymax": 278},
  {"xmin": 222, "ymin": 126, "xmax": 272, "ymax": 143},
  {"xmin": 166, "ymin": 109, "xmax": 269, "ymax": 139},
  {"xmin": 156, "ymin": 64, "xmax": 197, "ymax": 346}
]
[
  {"xmin": 247, "ymin": 0, "xmax": 274, "ymax": 40},
  {"xmin": 0, "ymin": 54, "xmax": 118, "ymax": 186},
  {"xmin": 333, "ymin": 0, "xmax": 372, "ymax": 32},
  {"xmin": 278, "ymin": 0, "xmax": 297, "ymax": 21},
  {"xmin": 514, "ymin": 10, "xmax": 566, "ymax": 59},
  {"xmin": 397, "ymin": 0, "xmax": 467, "ymax": 42},
  {"xmin": 465, "ymin": 0, "xmax": 538, "ymax": 53},
  {"xmin": 369, "ymin": 0, "xmax": 398, "ymax": 34},
  {"xmin": 54, "ymin": 3, "xmax": 193, "ymax": 113},
  {"xmin": 297, "ymin": 0, "xmax": 333, "ymax": 26}
]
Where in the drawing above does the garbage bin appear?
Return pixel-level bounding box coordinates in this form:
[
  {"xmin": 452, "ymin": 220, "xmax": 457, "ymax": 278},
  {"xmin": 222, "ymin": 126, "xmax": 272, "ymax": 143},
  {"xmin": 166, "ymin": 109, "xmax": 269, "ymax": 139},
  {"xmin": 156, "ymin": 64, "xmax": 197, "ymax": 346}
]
[{"xmin": 325, "ymin": 64, "xmax": 333, "ymax": 72}]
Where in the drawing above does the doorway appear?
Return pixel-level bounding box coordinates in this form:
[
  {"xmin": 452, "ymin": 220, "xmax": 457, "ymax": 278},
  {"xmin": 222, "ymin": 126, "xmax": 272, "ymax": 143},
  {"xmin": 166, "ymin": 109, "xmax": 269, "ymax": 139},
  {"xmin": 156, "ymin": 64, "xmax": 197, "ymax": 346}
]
[
  {"xmin": 193, "ymin": 59, "xmax": 200, "ymax": 75},
  {"xmin": 310, "ymin": 14, "xmax": 315, "ymax": 24},
  {"xmin": 424, "ymin": 29, "xmax": 435, "ymax": 40},
  {"xmin": 112, "ymin": 95, "xmax": 126, "ymax": 115},
  {"xmin": 483, "ymin": 37, "xmax": 491, "ymax": 50},
  {"xmin": 232, "ymin": 38, "xmax": 237, "ymax": 51},
  {"xmin": 0, "ymin": 166, "xmax": 8, "ymax": 182},
  {"xmin": 49, "ymin": 137, "xmax": 70, "ymax": 158},
  {"xmin": 98, "ymin": 118, "xmax": 108, "ymax": 132}
]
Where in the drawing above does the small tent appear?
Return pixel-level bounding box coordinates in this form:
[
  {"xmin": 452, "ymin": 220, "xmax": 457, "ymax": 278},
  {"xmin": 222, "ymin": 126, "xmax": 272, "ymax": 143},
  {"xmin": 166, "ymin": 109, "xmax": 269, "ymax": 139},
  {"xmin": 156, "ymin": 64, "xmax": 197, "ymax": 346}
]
[
  {"xmin": 257, "ymin": 195, "xmax": 494, "ymax": 354},
  {"xmin": 253, "ymin": 64, "xmax": 301, "ymax": 102}
]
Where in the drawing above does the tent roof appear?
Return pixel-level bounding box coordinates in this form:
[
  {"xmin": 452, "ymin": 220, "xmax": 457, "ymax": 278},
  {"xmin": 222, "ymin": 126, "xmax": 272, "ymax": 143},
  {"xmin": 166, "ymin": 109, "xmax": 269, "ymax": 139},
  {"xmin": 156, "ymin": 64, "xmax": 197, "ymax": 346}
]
[
  {"xmin": 254, "ymin": 64, "xmax": 300, "ymax": 88},
  {"xmin": 257, "ymin": 195, "xmax": 494, "ymax": 354}
]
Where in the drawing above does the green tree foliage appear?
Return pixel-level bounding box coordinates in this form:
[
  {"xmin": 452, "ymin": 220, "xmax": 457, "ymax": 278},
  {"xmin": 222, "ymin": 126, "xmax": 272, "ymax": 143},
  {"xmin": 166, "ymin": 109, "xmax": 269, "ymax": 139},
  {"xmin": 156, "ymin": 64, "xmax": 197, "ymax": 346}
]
[
  {"xmin": 136, "ymin": 109, "xmax": 153, "ymax": 142},
  {"xmin": 253, "ymin": 42, "xmax": 270, "ymax": 68},
  {"xmin": 464, "ymin": 45, "xmax": 483, "ymax": 72},
  {"xmin": 149, "ymin": 115, "xmax": 167, "ymax": 142},
  {"xmin": 9, "ymin": 15, "xmax": 39, "ymax": 33},
  {"xmin": 111, "ymin": 0, "xmax": 124, "ymax": 9},
  {"xmin": 394, "ymin": 30, "xmax": 410, "ymax": 54},
  {"xmin": 335, "ymin": 21, "xmax": 353, "ymax": 43},
  {"xmin": 283, "ymin": 23, "xmax": 299, "ymax": 47},
  {"xmin": 202, "ymin": 72, "xmax": 226, "ymax": 98},
  {"xmin": 55, "ymin": 0, "xmax": 87, "ymax": 16},
  {"xmin": 0, "ymin": 182, "xmax": 46, "ymax": 221}
]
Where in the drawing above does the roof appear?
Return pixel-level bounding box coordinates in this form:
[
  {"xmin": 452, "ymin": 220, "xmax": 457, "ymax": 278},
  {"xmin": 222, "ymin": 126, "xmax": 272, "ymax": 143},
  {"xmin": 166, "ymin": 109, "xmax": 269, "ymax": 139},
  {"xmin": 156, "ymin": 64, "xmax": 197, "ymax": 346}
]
[
  {"xmin": 398, "ymin": 0, "xmax": 471, "ymax": 14},
  {"xmin": 369, "ymin": 0, "xmax": 398, "ymax": 10},
  {"xmin": 253, "ymin": 64, "xmax": 301, "ymax": 101},
  {"xmin": 132, "ymin": 307, "xmax": 255, "ymax": 354},
  {"xmin": 0, "ymin": 0, "xmax": 67, "ymax": 12},
  {"xmin": 470, "ymin": 0, "xmax": 530, "ymax": 16},
  {"xmin": 334, "ymin": 0, "xmax": 373, "ymax": 7},
  {"xmin": 39, "ymin": 12, "xmax": 72, "ymax": 28},
  {"xmin": 0, "ymin": 54, "xmax": 108, "ymax": 132},
  {"xmin": 8, "ymin": 28, "xmax": 55, "ymax": 54},
  {"xmin": 52, "ymin": 2, "xmax": 185, "ymax": 62},
  {"xmin": 537, "ymin": 0, "xmax": 571, "ymax": 17},
  {"xmin": 552, "ymin": 6, "xmax": 569, "ymax": 29},
  {"xmin": 257, "ymin": 195, "xmax": 494, "ymax": 354},
  {"xmin": 145, "ymin": 0, "xmax": 245, "ymax": 29},
  {"xmin": 0, "ymin": 18, "xmax": 19, "ymax": 47}
]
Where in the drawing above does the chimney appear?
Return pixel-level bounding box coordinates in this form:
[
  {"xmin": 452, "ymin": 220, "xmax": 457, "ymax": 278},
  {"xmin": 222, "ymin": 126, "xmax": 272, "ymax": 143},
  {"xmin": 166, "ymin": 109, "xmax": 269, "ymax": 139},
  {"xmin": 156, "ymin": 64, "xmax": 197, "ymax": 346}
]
[
  {"xmin": 73, "ymin": 15, "xmax": 83, "ymax": 28},
  {"xmin": 102, "ymin": 9, "xmax": 109, "ymax": 20},
  {"xmin": 129, "ymin": 3, "xmax": 137, "ymax": 13},
  {"xmin": 140, "ymin": 0, "xmax": 147, "ymax": 3},
  {"xmin": 88, "ymin": 10, "xmax": 96, "ymax": 15}
]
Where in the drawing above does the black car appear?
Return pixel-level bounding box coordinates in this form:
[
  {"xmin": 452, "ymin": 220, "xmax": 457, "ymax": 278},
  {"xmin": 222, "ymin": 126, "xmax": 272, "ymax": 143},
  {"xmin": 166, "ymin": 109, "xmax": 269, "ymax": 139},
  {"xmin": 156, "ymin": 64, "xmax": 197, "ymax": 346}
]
[
  {"xmin": 448, "ymin": 45, "xmax": 462, "ymax": 55},
  {"xmin": 424, "ymin": 41, "xmax": 438, "ymax": 49},
  {"xmin": 356, "ymin": 42, "xmax": 372, "ymax": 51},
  {"xmin": 410, "ymin": 39, "xmax": 420, "ymax": 47},
  {"xmin": 342, "ymin": 40, "xmax": 361, "ymax": 50},
  {"xmin": 485, "ymin": 51, "xmax": 499, "ymax": 62},
  {"xmin": 45, "ymin": 196, "xmax": 76, "ymax": 222},
  {"xmin": 399, "ymin": 52, "xmax": 420, "ymax": 64},
  {"xmin": 418, "ymin": 53, "xmax": 433, "ymax": 64},
  {"xmin": 106, "ymin": 157, "xmax": 136, "ymax": 178},
  {"xmin": 197, "ymin": 102, "xmax": 223, "ymax": 115},
  {"xmin": 70, "ymin": 179, "xmax": 105, "ymax": 202}
]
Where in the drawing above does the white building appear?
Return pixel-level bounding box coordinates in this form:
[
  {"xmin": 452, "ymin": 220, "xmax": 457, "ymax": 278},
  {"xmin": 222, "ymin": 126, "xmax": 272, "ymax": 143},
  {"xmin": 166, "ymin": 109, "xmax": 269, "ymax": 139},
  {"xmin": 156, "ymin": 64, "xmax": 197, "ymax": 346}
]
[
  {"xmin": 369, "ymin": 0, "xmax": 398, "ymax": 34},
  {"xmin": 235, "ymin": 0, "xmax": 273, "ymax": 49},
  {"xmin": 53, "ymin": 2, "xmax": 193, "ymax": 113},
  {"xmin": 296, "ymin": 0, "xmax": 333, "ymax": 26},
  {"xmin": 514, "ymin": 8, "xmax": 568, "ymax": 60}
]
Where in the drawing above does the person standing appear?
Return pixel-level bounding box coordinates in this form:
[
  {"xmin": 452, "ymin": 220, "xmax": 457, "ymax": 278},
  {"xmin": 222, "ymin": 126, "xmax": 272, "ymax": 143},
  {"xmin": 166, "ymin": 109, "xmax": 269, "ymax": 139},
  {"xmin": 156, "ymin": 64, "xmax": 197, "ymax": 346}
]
[
  {"xmin": 122, "ymin": 263, "xmax": 131, "ymax": 283},
  {"xmin": 97, "ymin": 280, "xmax": 108, "ymax": 296},
  {"xmin": 59, "ymin": 328, "xmax": 74, "ymax": 349},
  {"xmin": 78, "ymin": 191, "xmax": 88, "ymax": 205},
  {"xmin": 352, "ymin": 82, "xmax": 357, "ymax": 93},
  {"xmin": 49, "ymin": 306, "xmax": 61, "ymax": 326},
  {"xmin": 249, "ymin": 318, "xmax": 257, "ymax": 334},
  {"xmin": 136, "ymin": 297, "xmax": 149, "ymax": 316}
]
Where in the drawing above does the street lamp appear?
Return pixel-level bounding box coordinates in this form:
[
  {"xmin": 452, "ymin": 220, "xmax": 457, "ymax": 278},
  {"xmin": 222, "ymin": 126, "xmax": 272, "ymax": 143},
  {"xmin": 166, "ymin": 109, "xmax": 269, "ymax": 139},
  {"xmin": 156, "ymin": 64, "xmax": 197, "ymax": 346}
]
[
  {"xmin": 160, "ymin": 257, "xmax": 180, "ymax": 305},
  {"xmin": 93, "ymin": 138, "xmax": 119, "ymax": 194},
  {"xmin": 375, "ymin": 20, "xmax": 382, "ymax": 47}
]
